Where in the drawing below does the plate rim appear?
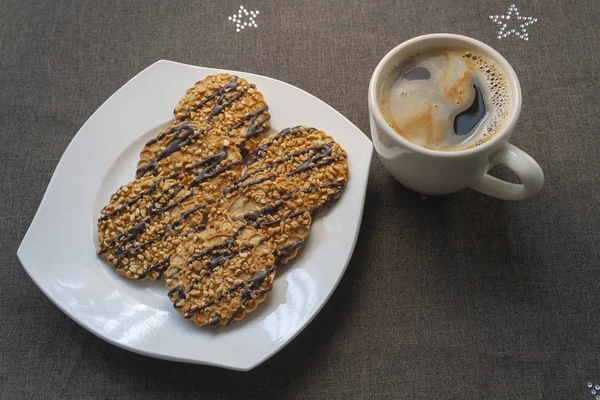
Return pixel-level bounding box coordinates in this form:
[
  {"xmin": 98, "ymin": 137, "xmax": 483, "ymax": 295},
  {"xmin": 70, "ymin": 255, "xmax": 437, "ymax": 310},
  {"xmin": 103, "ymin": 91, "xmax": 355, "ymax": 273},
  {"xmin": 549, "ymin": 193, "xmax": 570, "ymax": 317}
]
[{"xmin": 17, "ymin": 59, "xmax": 373, "ymax": 371}]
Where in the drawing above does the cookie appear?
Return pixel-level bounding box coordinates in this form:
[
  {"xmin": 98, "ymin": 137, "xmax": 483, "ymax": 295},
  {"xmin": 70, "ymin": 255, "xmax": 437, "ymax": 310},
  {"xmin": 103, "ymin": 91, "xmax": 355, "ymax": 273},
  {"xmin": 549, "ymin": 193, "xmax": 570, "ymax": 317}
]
[
  {"xmin": 97, "ymin": 176, "xmax": 202, "ymax": 280},
  {"xmin": 97, "ymin": 143, "xmax": 242, "ymax": 280},
  {"xmin": 243, "ymin": 126, "xmax": 349, "ymax": 214},
  {"xmin": 165, "ymin": 211, "xmax": 312, "ymax": 327},
  {"xmin": 173, "ymin": 74, "xmax": 271, "ymax": 156},
  {"xmin": 165, "ymin": 219, "xmax": 275, "ymax": 327}
]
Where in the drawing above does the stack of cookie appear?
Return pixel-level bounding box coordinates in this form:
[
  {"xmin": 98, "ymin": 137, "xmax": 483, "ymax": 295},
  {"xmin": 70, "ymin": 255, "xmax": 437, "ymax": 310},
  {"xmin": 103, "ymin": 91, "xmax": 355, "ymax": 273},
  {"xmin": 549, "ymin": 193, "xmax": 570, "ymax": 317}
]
[{"xmin": 97, "ymin": 74, "xmax": 349, "ymax": 327}]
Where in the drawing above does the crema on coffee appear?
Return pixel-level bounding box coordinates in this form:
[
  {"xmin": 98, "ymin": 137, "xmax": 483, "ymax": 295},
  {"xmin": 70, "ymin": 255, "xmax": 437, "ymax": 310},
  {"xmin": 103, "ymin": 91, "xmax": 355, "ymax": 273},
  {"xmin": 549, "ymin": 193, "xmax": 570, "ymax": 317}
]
[{"xmin": 379, "ymin": 48, "xmax": 513, "ymax": 151}]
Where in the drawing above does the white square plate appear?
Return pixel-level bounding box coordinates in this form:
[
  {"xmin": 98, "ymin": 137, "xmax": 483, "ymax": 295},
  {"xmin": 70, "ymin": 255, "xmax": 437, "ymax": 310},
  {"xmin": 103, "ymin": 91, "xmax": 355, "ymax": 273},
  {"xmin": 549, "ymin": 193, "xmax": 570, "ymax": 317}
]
[{"xmin": 17, "ymin": 60, "xmax": 372, "ymax": 371}]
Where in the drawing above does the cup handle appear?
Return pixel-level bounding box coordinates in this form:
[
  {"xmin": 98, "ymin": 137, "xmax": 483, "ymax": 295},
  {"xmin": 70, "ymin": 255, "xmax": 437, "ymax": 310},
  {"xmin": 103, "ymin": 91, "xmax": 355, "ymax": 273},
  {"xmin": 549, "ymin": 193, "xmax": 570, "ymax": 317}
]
[{"xmin": 470, "ymin": 142, "xmax": 544, "ymax": 201}]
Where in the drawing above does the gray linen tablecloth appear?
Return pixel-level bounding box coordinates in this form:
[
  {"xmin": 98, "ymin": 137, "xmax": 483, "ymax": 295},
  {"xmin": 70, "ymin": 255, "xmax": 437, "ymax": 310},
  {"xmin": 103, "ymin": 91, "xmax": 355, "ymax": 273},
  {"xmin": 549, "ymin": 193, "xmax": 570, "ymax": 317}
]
[{"xmin": 2, "ymin": 0, "xmax": 599, "ymax": 398}]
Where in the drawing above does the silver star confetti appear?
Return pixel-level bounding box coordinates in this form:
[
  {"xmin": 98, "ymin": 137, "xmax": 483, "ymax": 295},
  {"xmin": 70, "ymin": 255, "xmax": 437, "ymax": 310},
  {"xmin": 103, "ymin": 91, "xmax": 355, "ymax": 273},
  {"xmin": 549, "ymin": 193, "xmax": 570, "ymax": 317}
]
[
  {"xmin": 228, "ymin": 5, "xmax": 259, "ymax": 33},
  {"xmin": 489, "ymin": 4, "xmax": 537, "ymax": 41}
]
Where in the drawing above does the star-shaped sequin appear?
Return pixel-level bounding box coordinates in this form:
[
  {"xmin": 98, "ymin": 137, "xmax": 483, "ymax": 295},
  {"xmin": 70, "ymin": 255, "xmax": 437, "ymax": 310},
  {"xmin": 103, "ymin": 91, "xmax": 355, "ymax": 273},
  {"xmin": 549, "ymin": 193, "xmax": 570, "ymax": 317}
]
[
  {"xmin": 228, "ymin": 5, "xmax": 259, "ymax": 33},
  {"xmin": 588, "ymin": 382, "xmax": 600, "ymax": 399},
  {"xmin": 489, "ymin": 4, "xmax": 537, "ymax": 41}
]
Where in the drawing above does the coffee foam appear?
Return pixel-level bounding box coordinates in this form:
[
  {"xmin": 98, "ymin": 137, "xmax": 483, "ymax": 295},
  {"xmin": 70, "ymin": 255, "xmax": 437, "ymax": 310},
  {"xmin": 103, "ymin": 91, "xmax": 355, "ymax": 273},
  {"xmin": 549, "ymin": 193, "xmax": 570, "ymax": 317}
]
[{"xmin": 379, "ymin": 48, "xmax": 513, "ymax": 151}]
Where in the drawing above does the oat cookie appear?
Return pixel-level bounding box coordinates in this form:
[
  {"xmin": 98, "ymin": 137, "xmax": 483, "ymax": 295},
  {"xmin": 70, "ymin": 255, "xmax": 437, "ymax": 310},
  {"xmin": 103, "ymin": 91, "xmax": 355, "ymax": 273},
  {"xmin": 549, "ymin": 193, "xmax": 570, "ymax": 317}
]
[
  {"xmin": 97, "ymin": 143, "xmax": 242, "ymax": 280},
  {"xmin": 243, "ymin": 126, "xmax": 350, "ymax": 214},
  {"xmin": 173, "ymin": 74, "xmax": 271, "ymax": 155},
  {"xmin": 97, "ymin": 176, "xmax": 203, "ymax": 280},
  {"xmin": 165, "ymin": 220, "xmax": 275, "ymax": 327},
  {"xmin": 165, "ymin": 211, "xmax": 312, "ymax": 327}
]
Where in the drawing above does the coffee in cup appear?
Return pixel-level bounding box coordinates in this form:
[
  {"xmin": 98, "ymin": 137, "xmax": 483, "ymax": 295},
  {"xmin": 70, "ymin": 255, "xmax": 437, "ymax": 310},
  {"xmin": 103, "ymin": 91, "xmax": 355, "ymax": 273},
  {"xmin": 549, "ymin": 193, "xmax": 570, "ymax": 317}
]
[{"xmin": 378, "ymin": 48, "xmax": 514, "ymax": 151}]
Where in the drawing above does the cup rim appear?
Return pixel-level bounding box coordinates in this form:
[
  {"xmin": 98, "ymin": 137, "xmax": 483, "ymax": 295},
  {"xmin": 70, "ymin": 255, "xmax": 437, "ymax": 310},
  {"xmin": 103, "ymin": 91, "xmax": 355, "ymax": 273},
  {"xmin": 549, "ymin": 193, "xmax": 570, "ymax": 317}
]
[{"xmin": 368, "ymin": 33, "xmax": 522, "ymax": 157}]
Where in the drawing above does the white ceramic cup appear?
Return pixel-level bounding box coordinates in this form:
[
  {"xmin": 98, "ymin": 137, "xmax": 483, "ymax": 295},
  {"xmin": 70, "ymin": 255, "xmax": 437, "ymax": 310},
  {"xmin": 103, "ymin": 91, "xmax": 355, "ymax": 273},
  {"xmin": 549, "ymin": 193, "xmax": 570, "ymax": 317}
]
[{"xmin": 368, "ymin": 33, "xmax": 544, "ymax": 200}]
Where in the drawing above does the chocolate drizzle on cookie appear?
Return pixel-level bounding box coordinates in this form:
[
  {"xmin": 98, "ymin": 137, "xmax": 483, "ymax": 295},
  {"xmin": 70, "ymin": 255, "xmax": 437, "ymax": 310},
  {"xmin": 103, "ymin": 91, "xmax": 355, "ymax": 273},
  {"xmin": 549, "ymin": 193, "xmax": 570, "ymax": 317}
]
[
  {"xmin": 206, "ymin": 84, "xmax": 254, "ymax": 124},
  {"xmin": 247, "ymin": 126, "xmax": 315, "ymax": 165},
  {"xmin": 136, "ymin": 123, "xmax": 211, "ymax": 178},
  {"xmin": 176, "ymin": 266, "xmax": 277, "ymax": 324},
  {"xmin": 175, "ymin": 76, "xmax": 240, "ymax": 123},
  {"xmin": 224, "ymin": 105, "xmax": 271, "ymax": 156},
  {"xmin": 138, "ymin": 258, "xmax": 171, "ymax": 280},
  {"xmin": 189, "ymin": 148, "xmax": 241, "ymax": 188}
]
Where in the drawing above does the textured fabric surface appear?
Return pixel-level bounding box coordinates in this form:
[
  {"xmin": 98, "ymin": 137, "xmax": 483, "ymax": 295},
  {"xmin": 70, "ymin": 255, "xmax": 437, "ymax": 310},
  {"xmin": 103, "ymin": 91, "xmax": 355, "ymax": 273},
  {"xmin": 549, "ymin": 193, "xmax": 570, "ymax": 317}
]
[{"xmin": 1, "ymin": 0, "xmax": 599, "ymax": 399}]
